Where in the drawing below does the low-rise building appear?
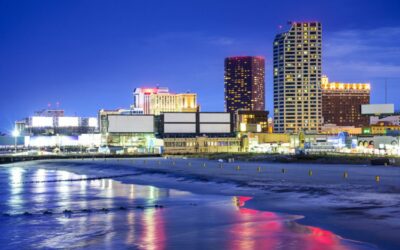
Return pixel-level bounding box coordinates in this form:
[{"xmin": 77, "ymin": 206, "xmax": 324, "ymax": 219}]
[
  {"xmin": 99, "ymin": 109, "xmax": 159, "ymax": 153},
  {"xmin": 235, "ymin": 110, "xmax": 269, "ymax": 133},
  {"xmin": 370, "ymin": 115, "xmax": 400, "ymax": 126},
  {"xmin": 362, "ymin": 124, "xmax": 400, "ymax": 136},
  {"xmin": 16, "ymin": 109, "xmax": 98, "ymax": 136},
  {"xmin": 321, "ymin": 124, "xmax": 362, "ymax": 135},
  {"xmin": 163, "ymin": 136, "xmax": 240, "ymax": 154},
  {"xmin": 159, "ymin": 112, "xmax": 233, "ymax": 137}
]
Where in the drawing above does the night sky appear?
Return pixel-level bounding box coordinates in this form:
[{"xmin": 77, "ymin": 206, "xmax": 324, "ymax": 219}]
[{"xmin": 1, "ymin": 0, "xmax": 400, "ymax": 133}]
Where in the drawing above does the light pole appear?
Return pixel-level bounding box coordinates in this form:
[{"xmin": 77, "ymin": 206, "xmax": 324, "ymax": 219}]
[{"xmin": 12, "ymin": 129, "xmax": 20, "ymax": 154}]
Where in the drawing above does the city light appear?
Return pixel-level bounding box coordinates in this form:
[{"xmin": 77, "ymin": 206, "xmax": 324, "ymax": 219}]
[
  {"xmin": 58, "ymin": 117, "xmax": 79, "ymax": 127},
  {"xmin": 12, "ymin": 129, "xmax": 19, "ymax": 138}
]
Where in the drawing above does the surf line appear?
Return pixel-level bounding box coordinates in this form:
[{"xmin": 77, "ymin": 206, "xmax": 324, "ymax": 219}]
[{"xmin": 12, "ymin": 173, "xmax": 141, "ymax": 184}]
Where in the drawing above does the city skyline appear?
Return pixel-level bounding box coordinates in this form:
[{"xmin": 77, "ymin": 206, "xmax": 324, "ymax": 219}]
[{"xmin": 1, "ymin": 0, "xmax": 400, "ymax": 132}]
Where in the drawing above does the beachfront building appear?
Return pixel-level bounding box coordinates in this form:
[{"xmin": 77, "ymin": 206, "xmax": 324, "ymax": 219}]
[
  {"xmin": 241, "ymin": 132, "xmax": 291, "ymax": 153},
  {"xmin": 321, "ymin": 75, "xmax": 370, "ymax": 127},
  {"xmin": 160, "ymin": 112, "xmax": 239, "ymax": 154},
  {"xmin": 159, "ymin": 112, "xmax": 234, "ymax": 137},
  {"xmin": 235, "ymin": 110, "xmax": 269, "ymax": 133},
  {"xmin": 362, "ymin": 124, "xmax": 400, "ymax": 136},
  {"xmin": 320, "ymin": 124, "xmax": 362, "ymax": 135},
  {"xmin": 163, "ymin": 136, "xmax": 241, "ymax": 154},
  {"xmin": 273, "ymin": 21, "xmax": 322, "ymax": 133},
  {"xmin": 15, "ymin": 109, "xmax": 98, "ymax": 136},
  {"xmin": 132, "ymin": 87, "xmax": 198, "ymax": 115},
  {"xmin": 98, "ymin": 109, "xmax": 160, "ymax": 153},
  {"xmin": 224, "ymin": 56, "xmax": 265, "ymax": 113},
  {"xmin": 370, "ymin": 115, "xmax": 400, "ymax": 126}
]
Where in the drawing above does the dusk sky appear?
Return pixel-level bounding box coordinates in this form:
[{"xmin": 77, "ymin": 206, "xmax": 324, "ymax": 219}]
[{"xmin": 1, "ymin": 0, "xmax": 400, "ymax": 132}]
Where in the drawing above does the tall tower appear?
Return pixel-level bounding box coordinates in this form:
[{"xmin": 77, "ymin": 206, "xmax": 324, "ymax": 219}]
[
  {"xmin": 273, "ymin": 22, "xmax": 322, "ymax": 133},
  {"xmin": 224, "ymin": 56, "xmax": 265, "ymax": 113}
]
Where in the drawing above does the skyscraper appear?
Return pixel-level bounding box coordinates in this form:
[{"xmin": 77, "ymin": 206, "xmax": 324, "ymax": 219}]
[
  {"xmin": 224, "ymin": 56, "xmax": 265, "ymax": 113},
  {"xmin": 321, "ymin": 75, "xmax": 370, "ymax": 127},
  {"xmin": 273, "ymin": 22, "xmax": 322, "ymax": 133}
]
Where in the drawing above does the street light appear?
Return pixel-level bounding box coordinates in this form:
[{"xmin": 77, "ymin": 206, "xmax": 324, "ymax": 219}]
[{"xmin": 12, "ymin": 129, "xmax": 19, "ymax": 154}]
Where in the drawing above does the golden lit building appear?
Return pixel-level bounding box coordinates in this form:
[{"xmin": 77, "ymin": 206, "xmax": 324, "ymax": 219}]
[
  {"xmin": 321, "ymin": 124, "xmax": 362, "ymax": 135},
  {"xmin": 133, "ymin": 87, "xmax": 198, "ymax": 115},
  {"xmin": 235, "ymin": 110, "xmax": 269, "ymax": 133},
  {"xmin": 163, "ymin": 136, "xmax": 241, "ymax": 154},
  {"xmin": 362, "ymin": 124, "xmax": 400, "ymax": 135},
  {"xmin": 321, "ymin": 75, "xmax": 370, "ymax": 127}
]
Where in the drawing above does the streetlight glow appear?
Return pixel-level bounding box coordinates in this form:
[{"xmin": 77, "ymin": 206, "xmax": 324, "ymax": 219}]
[{"xmin": 12, "ymin": 129, "xmax": 20, "ymax": 138}]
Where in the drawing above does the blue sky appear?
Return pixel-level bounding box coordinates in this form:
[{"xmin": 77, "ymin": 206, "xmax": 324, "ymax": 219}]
[{"xmin": 1, "ymin": 0, "xmax": 400, "ymax": 132}]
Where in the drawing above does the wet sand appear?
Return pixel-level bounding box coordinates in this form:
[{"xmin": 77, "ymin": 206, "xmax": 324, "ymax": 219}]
[{"xmin": 3, "ymin": 158, "xmax": 400, "ymax": 249}]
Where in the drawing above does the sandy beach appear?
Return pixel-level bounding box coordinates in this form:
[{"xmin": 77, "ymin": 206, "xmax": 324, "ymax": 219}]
[{"xmin": 2, "ymin": 157, "xmax": 400, "ymax": 249}]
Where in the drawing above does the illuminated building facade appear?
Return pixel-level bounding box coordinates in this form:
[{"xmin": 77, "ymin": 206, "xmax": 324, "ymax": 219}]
[
  {"xmin": 273, "ymin": 22, "xmax": 322, "ymax": 133},
  {"xmin": 235, "ymin": 110, "xmax": 269, "ymax": 133},
  {"xmin": 132, "ymin": 87, "xmax": 198, "ymax": 115},
  {"xmin": 362, "ymin": 124, "xmax": 400, "ymax": 135},
  {"xmin": 370, "ymin": 115, "xmax": 400, "ymax": 126},
  {"xmin": 163, "ymin": 136, "xmax": 241, "ymax": 154},
  {"xmin": 321, "ymin": 124, "xmax": 362, "ymax": 135},
  {"xmin": 98, "ymin": 109, "xmax": 158, "ymax": 153},
  {"xmin": 16, "ymin": 109, "xmax": 98, "ymax": 136},
  {"xmin": 321, "ymin": 75, "xmax": 370, "ymax": 127},
  {"xmin": 224, "ymin": 56, "xmax": 265, "ymax": 113}
]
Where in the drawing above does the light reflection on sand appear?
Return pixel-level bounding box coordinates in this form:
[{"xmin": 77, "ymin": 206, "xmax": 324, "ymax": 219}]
[{"xmin": 0, "ymin": 167, "xmax": 373, "ymax": 250}]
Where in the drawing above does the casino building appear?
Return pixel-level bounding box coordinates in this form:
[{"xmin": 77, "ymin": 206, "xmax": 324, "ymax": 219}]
[
  {"xmin": 321, "ymin": 75, "xmax": 370, "ymax": 127},
  {"xmin": 224, "ymin": 56, "xmax": 265, "ymax": 113},
  {"xmin": 132, "ymin": 87, "xmax": 198, "ymax": 115}
]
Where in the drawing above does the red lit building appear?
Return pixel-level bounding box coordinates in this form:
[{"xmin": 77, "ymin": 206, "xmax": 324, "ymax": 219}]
[{"xmin": 224, "ymin": 56, "xmax": 265, "ymax": 113}]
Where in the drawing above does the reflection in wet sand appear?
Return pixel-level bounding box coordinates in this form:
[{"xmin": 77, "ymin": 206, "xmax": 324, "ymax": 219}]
[
  {"xmin": 230, "ymin": 196, "xmax": 350, "ymax": 250},
  {"xmin": 0, "ymin": 167, "xmax": 370, "ymax": 250}
]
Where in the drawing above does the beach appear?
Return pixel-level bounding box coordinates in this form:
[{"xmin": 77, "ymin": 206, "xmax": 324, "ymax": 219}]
[{"xmin": 1, "ymin": 158, "xmax": 399, "ymax": 249}]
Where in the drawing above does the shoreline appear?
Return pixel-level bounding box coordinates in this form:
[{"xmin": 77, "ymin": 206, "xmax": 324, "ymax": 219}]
[
  {"xmin": 2, "ymin": 153, "xmax": 400, "ymax": 166},
  {"xmin": 4, "ymin": 158, "xmax": 400, "ymax": 249}
]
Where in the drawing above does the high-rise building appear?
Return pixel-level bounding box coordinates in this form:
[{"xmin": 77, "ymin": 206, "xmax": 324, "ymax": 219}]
[
  {"xmin": 321, "ymin": 76, "xmax": 370, "ymax": 127},
  {"xmin": 132, "ymin": 87, "xmax": 198, "ymax": 115},
  {"xmin": 224, "ymin": 56, "xmax": 265, "ymax": 113},
  {"xmin": 273, "ymin": 22, "xmax": 322, "ymax": 133}
]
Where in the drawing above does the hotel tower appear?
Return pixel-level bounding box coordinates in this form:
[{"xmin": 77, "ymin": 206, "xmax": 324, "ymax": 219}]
[
  {"xmin": 224, "ymin": 56, "xmax": 265, "ymax": 113},
  {"xmin": 273, "ymin": 22, "xmax": 322, "ymax": 133}
]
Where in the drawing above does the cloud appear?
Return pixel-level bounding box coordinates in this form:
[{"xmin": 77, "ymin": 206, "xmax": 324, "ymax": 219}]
[
  {"xmin": 143, "ymin": 31, "xmax": 236, "ymax": 47},
  {"xmin": 324, "ymin": 26, "xmax": 400, "ymax": 80}
]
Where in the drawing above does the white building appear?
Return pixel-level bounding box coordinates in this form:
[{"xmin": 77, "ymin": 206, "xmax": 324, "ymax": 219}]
[{"xmin": 273, "ymin": 22, "xmax": 322, "ymax": 133}]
